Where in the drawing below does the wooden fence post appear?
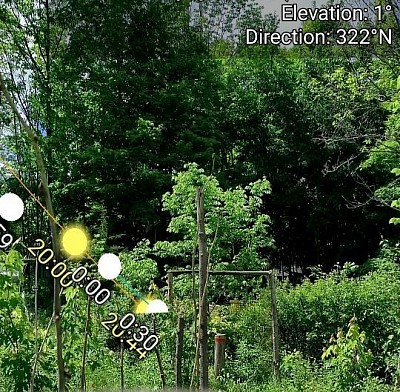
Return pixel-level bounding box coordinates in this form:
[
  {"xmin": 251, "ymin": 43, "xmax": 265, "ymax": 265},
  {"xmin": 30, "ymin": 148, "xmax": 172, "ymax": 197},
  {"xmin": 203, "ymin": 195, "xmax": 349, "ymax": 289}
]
[
  {"xmin": 214, "ymin": 334, "xmax": 226, "ymax": 378},
  {"xmin": 270, "ymin": 271, "xmax": 280, "ymax": 379},
  {"xmin": 168, "ymin": 272, "xmax": 174, "ymax": 304},
  {"xmin": 197, "ymin": 187, "xmax": 209, "ymax": 390},
  {"xmin": 120, "ymin": 342, "xmax": 124, "ymax": 392},
  {"xmin": 175, "ymin": 317, "xmax": 185, "ymax": 389}
]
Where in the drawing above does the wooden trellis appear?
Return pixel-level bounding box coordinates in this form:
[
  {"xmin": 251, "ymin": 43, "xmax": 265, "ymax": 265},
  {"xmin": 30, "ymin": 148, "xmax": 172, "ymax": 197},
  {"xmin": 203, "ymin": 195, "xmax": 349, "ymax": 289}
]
[{"xmin": 166, "ymin": 268, "xmax": 280, "ymax": 386}]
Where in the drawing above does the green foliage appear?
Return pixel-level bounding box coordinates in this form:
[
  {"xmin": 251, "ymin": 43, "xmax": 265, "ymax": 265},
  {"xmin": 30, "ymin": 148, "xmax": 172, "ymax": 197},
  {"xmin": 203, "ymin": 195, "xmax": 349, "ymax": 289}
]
[
  {"xmin": 390, "ymin": 168, "xmax": 400, "ymax": 225},
  {"xmin": 34, "ymin": 0, "xmax": 224, "ymax": 247},
  {"xmin": 1, "ymin": 0, "xmax": 400, "ymax": 391},
  {"xmin": 362, "ymin": 71, "xmax": 400, "ymax": 229},
  {"xmin": 281, "ymin": 350, "xmax": 314, "ymax": 391},
  {"xmin": 0, "ymin": 251, "xmax": 30, "ymax": 391},
  {"xmin": 85, "ymin": 350, "xmax": 162, "ymax": 391},
  {"xmin": 61, "ymin": 286, "xmax": 109, "ymax": 387},
  {"xmin": 119, "ymin": 240, "xmax": 159, "ymax": 293},
  {"xmin": 322, "ymin": 316, "xmax": 372, "ymax": 391},
  {"xmin": 220, "ymin": 54, "xmax": 389, "ymax": 269},
  {"xmin": 152, "ymin": 163, "xmax": 273, "ymax": 302},
  {"xmin": 210, "ymin": 292, "xmax": 272, "ymax": 384},
  {"xmin": 277, "ymin": 262, "xmax": 400, "ymax": 376},
  {"xmin": 154, "ymin": 163, "xmax": 273, "ymax": 272},
  {"xmin": 0, "ymin": 251, "xmax": 54, "ymax": 391}
]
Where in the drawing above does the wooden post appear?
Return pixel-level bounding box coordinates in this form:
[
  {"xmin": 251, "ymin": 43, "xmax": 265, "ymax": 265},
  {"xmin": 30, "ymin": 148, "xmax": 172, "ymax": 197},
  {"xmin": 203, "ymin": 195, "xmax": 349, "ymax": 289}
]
[
  {"xmin": 154, "ymin": 317, "xmax": 166, "ymax": 390},
  {"xmin": 120, "ymin": 342, "xmax": 124, "ymax": 392},
  {"xmin": 168, "ymin": 272, "xmax": 174, "ymax": 304},
  {"xmin": 80, "ymin": 299, "xmax": 91, "ymax": 392},
  {"xmin": 197, "ymin": 187, "xmax": 209, "ymax": 390},
  {"xmin": 270, "ymin": 271, "xmax": 280, "ymax": 379},
  {"xmin": 214, "ymin": 334, "xmax": 226, "ymax": 378},
  {"xmin": 155, "ymin": 346, "xmax": 166, "ymax": 389},
  {"xmin": 175, "ymin": 317, "xmax": 185, "ymax": 390}
]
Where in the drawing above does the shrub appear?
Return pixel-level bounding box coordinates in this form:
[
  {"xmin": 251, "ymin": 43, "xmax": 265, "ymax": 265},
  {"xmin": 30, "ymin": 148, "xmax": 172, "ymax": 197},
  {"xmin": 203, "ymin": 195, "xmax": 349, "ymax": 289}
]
[
  {"xmin": 322, "ymin": 316, "xmax": 372, "ymax": 391},
  {"xmin": 277, "ymin": 262, "xmax": 400, "ymax": 376},
  {"xmin": 209, "ymin": 291, "xmax": 273, "ymax": 384}
]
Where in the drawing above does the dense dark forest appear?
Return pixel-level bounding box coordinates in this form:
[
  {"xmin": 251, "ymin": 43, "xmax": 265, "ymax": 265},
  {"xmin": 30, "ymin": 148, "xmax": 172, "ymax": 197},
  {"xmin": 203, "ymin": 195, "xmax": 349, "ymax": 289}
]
[{"xmin": 0, "ymin": 0, "xmax": 400, "ymax": 391}]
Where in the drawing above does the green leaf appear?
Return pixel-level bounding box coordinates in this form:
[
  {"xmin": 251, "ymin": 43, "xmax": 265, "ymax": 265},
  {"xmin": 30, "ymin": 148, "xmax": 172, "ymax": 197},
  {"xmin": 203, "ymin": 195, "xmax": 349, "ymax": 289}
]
[
  {"xmin": 64, "ymin": 287, "xmax": 80, "ymax": 302},
  {"xmin": 391, "ymin": 168, "xmax": 400, "ymax": 176},
  {"xmin": 390, "ymin": 199, "xmax": 400, "ymax": 208},
  {"xmin": 389, "ymin": 217, "xmax": 400, "ymax": 225}
]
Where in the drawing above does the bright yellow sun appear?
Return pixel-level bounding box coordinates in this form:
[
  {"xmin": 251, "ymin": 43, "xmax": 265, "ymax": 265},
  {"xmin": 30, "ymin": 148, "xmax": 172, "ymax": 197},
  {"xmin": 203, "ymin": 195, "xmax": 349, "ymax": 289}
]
[
  {"xmin": 135, "ymin": 295, "xmax": 153, "ymax": 314},
  {"xmin": 61, "ymin": 226, "xmax": 89, "ymax": 258},
  {"xmin": 135, "ymin": 300, "xmax": 148, "ymax": 314}
]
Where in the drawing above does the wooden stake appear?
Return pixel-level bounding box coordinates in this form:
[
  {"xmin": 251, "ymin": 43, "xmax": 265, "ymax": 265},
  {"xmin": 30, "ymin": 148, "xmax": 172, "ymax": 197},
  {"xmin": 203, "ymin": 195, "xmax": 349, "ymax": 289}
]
[
  {"xmin": 196, "ymin": 187, "xmax": 208, "ymax": 391},
  {"xmin": 270, "ymin": 271, "xmax": 280, "ymax": 379},
  {"xmin": 155, "ymin": 347, "xmax": 166, "ymax": 389},
  {"xmin": 214, "ymin": 334, "xmax": 226, "ymax": 378},
  {"xmin": 120, "ymin": 342, "xmax": 124, "ymax": 392},
  {"xmin": 168, "ymin": 272, "xmax": 174, "ymax": 304},
  {"xmin": 154, "ymin": 317, "xmax": 166, "ymax": 390},
  {"xmin": 175, "ymin": 317, "xmax": 185, "ymax": 390},
  {"xmin": 80, "ymin": 299, "xmax": 91, "ymax": 392},
  {"xmin": 30, "ymin": 252, "xmax": 39, "ymax": 392}
]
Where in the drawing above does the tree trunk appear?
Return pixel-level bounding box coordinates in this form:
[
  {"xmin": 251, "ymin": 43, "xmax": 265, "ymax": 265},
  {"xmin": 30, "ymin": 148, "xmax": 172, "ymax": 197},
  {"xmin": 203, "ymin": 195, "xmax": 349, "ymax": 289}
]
[
  {"xmin": 0, "ymin": 71, "xmax": 66, "ymax": 391},
  {"xmin": 167, "ymin": 272, "xmax": 174, "ymax": 304}
]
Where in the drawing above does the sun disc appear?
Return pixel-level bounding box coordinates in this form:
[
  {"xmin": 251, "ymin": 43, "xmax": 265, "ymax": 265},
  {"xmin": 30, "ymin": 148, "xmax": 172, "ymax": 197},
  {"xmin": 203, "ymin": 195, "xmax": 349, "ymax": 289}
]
[
  {"xmin": 136, "ymin": 300, "xmax": 148, "ymax": 314},
  {"xmin": 61, "ymin": 226, "xmax": 89, "ymax": 257},
  {"xmin": 98, "ymin": 253, "xmax": 122, "ymax": 279},
  {"xmin": 145, "ymin": 299, "xmax": 169, "ymax": 314},
  {"xmin": 0, "ymin": 193, "xmax": 24, "ymax": 221}
]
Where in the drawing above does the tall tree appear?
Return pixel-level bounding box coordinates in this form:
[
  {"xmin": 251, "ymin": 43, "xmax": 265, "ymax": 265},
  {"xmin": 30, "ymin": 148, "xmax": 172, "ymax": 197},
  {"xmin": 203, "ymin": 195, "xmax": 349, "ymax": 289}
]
[
  {"xmin": 217, "ymin": 54, "xmax": 390, "ymax": 272},
  {"xmin": 38, "ymin": 0, "xmax": 223, "ymax": 248},
  {"xmin": 0, "ymin": 1, "xmax": 71, "ymax": 389}
]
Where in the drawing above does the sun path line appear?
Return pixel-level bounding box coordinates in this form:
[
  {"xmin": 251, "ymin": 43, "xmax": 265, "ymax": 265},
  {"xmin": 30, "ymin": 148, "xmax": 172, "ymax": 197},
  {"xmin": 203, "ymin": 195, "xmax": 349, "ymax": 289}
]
[{"xmin": 0, "ymin": 154, "xmax": 147, "ymax": 305}]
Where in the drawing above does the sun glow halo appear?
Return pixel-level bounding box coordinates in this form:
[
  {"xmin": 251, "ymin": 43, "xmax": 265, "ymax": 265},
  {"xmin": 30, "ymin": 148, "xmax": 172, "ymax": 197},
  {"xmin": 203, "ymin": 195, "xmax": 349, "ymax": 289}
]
[{"xmin": 61, "ymin": 225, "xmax": 89, "ymax": 258}]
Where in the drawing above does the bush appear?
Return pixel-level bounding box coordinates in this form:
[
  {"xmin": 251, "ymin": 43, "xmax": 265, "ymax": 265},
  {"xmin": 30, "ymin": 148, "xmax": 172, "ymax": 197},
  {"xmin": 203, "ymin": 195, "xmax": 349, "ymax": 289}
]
[
  {"xmin": 209, "ymin": 291, "xmax": 273, "ymax": 384},
  {"xmin": 281, "ymin": 350, "xmax": 314, "ymax": 391},
  {"xmin": 322, "ymin": 316, "xmax": 372, "ymax": 391},
  {"xmin": 277, "ymin": 262, "xmax": 400, "ymax": 377}
]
